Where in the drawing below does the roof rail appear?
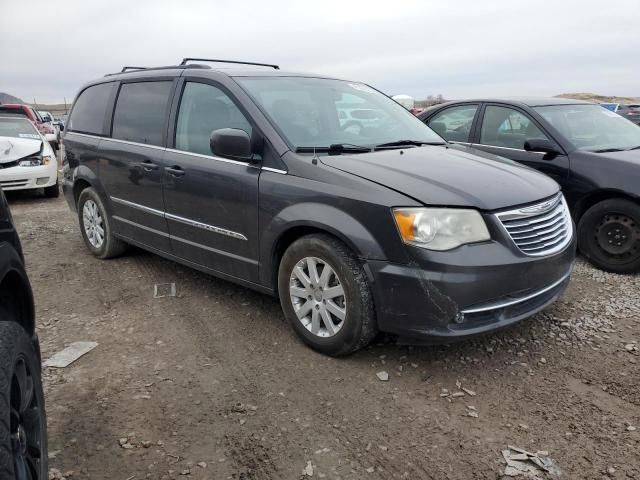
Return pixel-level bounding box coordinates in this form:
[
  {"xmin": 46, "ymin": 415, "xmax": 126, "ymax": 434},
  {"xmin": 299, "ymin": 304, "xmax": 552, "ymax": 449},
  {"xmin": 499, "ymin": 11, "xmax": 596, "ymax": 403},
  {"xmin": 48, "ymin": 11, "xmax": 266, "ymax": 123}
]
[
  {"xmin": 180, "ymin": 58, "xmax": 279, "ymax": 70},
  {"xmin": 104, "ymin": 64, "xmax": 211, "ymax": 77},
  {"xmin": 121, "ymin": 66, "xmax": 147, "ymax": 72}
]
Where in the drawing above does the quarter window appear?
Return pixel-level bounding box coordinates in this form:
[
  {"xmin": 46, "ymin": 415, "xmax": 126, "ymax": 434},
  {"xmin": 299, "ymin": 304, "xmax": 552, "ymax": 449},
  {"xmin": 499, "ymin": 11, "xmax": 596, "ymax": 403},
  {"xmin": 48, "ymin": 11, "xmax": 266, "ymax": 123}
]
[
  {"xmin": 175, "ymin": 82, "xmax": 252, "ymax": 156},
  {"xmin": 68, "ymin": 82, "xmax": 116, "ymax": 135},
  {"xmin": 480, "ymin": 106, "xmax": 548, "ymax": 149},
  {"xmin": 427, "ymin": 105, "xmax": 478, "ymax": 142},
  {"xmin": 112, "ymin": 81, "xmax": 172, "ymax": 146}
]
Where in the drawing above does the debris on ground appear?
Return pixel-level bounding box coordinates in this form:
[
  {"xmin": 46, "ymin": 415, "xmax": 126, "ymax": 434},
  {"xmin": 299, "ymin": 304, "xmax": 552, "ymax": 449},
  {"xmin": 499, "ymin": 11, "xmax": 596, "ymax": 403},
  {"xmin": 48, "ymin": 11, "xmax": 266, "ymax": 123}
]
[
  {"xmin": 502, "ymin": 445, "xmax": 561, "ymax": 478},
  {"xmin": 154, "ymin": 282, "xmax": 176, "ymax": 298},
  {"xmin": 376, "ymin": 371, "xmax": 389, "ymax": 381},
  {"xmin": 44, "ymin": 341, "xmax": 98, "ymax": 368},
  {"xmin": 302, "ymin": 460, "xmax": 314, "ymax": 476}
]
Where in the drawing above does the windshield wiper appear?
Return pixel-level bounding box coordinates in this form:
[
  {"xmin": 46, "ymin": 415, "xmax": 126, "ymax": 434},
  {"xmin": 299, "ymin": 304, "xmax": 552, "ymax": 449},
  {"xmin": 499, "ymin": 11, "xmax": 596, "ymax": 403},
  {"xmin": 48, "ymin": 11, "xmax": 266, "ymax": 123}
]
[
  {"xmin": 295, "ymin": 143, "xmax": 372, "ymax": 155},
  {"xmin": 374, "ymin": 140, "xmax": 447, "ymax": 150},
  {"xmin": 626, "ymin": 145, "xmax": 640, "ymax": 151}
]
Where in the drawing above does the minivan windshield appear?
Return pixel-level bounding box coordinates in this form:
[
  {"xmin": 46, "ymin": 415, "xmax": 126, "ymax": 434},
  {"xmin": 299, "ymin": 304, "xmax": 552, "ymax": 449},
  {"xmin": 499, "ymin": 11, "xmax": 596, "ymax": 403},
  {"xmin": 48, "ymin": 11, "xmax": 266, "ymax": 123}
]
[
  {"xmin": 237, "ymin": 77, "xmax": 445, "ymax": 152},
  {"xmin": 534, "ymin": 104, "xmax": 640, "ymax": 152}
]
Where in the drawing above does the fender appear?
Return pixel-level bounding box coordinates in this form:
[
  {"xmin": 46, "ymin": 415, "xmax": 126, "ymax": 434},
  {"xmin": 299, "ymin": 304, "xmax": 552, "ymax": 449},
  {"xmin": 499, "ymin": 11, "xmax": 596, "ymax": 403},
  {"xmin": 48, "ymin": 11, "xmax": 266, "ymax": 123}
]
[
  {"xmin": 259, "ymin": 202, "xmax": 390, "ymax": 288},
  {"xmin": 67, "ymin": 165, "xmax": 114, "ymax": 215}
]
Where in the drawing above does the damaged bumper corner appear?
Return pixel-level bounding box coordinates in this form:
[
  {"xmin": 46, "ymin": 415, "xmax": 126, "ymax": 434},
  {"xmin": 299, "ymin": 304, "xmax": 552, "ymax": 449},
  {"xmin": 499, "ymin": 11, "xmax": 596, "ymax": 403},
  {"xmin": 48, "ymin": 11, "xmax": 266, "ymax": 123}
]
[{"xmin": 366, "ymin": 236, "xmax": 576, "ymax": 343}]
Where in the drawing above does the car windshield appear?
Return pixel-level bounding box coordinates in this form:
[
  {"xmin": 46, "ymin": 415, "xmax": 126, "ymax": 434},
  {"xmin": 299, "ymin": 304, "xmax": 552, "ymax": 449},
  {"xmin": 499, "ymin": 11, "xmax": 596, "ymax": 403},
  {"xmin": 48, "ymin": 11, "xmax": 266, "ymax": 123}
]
[
  {"xmin": 0, "ymin": 117, "xmax": 40, "ymax": 140},
  {"xmin": 534, "ymin": 104, "xmax": 640, "ymax": 152},
  {"xmin": 236, "ymin": 77, "xmax": 444, "ymax": 151}
]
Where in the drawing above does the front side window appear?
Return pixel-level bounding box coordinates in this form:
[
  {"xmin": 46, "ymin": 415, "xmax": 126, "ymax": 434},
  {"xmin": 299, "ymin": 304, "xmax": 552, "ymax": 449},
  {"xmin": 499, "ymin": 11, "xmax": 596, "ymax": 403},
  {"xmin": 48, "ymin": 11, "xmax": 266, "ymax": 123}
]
[
  {"xmin": 237, "ymin": 77, "xmax": 443, "ymax": 151},
  {"xmin": 535, "ymin": 104, "xmax": 640, "ymax": 152},
  {"xmin": 68, "ymin": 82, "xmax": 116, "ymax": 135},
  {"xmin": 175, "ymin": 82, "xmax": 252, "ymax": 156},
  {"xmin": 0, "ymin": 117, "xmax": 40, "ymax": 139},
  {"xmin": 112, "ymin": 81, "xmax": 172, "ymax": 146},
  {"xmin": 480, "ymin": 106, "xmax": 548, "ymax": 149},
  {"xmin": 428, "ymin": 105, "xmax": 478, "ymax": 142}
]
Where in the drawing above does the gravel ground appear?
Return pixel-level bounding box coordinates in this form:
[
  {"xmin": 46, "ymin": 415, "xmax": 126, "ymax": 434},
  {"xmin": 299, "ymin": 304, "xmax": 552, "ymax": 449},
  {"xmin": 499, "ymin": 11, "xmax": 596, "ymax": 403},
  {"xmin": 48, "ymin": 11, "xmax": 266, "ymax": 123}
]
[{"xmin": 6, "ymin": 191, "xmax": 640, "ymax": 480}]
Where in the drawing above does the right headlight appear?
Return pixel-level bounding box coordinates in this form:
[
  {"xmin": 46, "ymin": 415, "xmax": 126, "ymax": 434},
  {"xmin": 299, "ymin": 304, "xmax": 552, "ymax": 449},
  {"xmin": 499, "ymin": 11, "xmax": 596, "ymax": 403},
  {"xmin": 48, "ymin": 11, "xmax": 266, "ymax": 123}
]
[{"xmin": 392, "ymin": 207, "xmax": 491, "ymax": 251}]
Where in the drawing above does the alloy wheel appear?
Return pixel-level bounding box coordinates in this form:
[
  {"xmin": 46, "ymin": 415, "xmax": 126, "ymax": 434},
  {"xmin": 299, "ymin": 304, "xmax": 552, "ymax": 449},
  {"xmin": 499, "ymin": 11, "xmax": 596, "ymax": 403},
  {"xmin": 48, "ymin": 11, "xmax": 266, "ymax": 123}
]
[
  {"xmin": 289, "ymin": 257, "xmax": 347, "ymax": 338},
  {"xmin": 82, "ymin": 199, "xmax": 104, "ymax": 248},
  {"xmin": 10, "ymin": 355, "xmax": 44, "ymax": 480}
]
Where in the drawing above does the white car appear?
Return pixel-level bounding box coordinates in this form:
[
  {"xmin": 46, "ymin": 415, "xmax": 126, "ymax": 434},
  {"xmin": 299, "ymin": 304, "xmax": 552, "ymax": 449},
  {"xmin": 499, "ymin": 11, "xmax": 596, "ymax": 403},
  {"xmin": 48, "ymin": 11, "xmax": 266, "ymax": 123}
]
[{"xmin": 0, "ymin": 116, "xmax": 59, "ymax": 197}]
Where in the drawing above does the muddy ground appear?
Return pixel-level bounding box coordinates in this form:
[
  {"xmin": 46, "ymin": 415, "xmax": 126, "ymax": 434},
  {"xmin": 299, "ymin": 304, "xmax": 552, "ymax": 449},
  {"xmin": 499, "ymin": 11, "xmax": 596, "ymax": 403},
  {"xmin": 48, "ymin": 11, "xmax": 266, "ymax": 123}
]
[{"xmin": 7, "ymin": 191, "xmax": 640, "ymax": 480}]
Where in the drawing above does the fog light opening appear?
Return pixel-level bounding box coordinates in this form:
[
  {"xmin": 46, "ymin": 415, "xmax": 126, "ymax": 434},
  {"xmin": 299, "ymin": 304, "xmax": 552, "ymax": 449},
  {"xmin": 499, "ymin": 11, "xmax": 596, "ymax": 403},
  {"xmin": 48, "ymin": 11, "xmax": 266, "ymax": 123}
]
[{"xmin": 36, "ymin": 177, "xmax": 49, "ymax": 185}]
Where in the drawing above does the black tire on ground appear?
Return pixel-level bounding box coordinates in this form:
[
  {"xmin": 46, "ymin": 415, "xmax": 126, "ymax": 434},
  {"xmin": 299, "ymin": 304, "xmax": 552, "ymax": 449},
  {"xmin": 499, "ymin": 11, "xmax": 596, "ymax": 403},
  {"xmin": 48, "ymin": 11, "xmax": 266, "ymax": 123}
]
[
  {"xmin": 578, "ymin": 198, "xmax": 640, "ymax": 274},
  {"xmin": 277, "ymin": 234, "xmax": 377, "ymax": 356},
  {"xmin": 0, "ymin": 319, "xmax": 48, "ymax": 480},
  {"xmin": 43, "ymin": 179, "xmax": 59, "ymax": 198},
  {"xmin": 77, "ymin": 187, "xmax": 127, "ymax": 259}
]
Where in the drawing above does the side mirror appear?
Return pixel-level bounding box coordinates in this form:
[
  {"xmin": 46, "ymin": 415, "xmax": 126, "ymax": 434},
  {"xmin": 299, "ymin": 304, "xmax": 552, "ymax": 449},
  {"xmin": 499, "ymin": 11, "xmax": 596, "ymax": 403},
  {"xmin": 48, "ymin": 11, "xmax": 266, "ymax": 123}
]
[
  {"xmin": 210, "ymin": 128, "xmax": 252, "ymax": 161},
  {"xmin": 58, "ymin": 124, "xmax": 64, "ymax": 131},
  {"xmin": 524, "ymin": 139, "xmax": 562, "ymax": 157}
]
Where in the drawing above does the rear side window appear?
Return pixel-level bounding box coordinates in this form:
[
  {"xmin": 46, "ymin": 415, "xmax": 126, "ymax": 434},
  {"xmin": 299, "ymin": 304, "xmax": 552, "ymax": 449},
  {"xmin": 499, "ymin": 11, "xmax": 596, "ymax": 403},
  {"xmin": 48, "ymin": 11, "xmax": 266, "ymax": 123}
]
[
  {"xmin": 428, "ymin": 105, "xmax": 478, "ymax": 142},
  {"xmin": 69, "ymin": 82, "xmax": 116, "ymax": 135},
  {"xmin": 112, "ymin": 81, "xmax": 172, "ymax": 146}
]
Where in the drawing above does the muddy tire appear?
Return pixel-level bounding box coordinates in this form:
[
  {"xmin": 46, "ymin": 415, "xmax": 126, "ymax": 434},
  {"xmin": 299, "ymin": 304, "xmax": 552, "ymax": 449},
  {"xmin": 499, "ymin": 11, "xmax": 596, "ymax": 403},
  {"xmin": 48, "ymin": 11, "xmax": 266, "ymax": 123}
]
[
  {"xmin": 578, "ymin": 198, "xmax": 640, "ymax": 274},
  {"xmin": 0, "ymin": 320, "xmax": 48, "ymax": 480},
  {"xmin": 278, "ymin": 234, "xmax": 377, "ymax": 356},
  {"xmin": 77, "ymin": 187, "xmax": 126, "ymax": 259}
]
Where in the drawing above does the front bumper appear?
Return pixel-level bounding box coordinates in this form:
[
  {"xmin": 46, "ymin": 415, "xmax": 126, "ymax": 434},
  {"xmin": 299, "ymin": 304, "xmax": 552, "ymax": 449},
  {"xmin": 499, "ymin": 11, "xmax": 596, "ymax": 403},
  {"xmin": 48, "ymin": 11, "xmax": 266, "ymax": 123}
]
[
  {"xmin": 0, "ymin": 163, "xmax": 58, "ymax": 190},
  {"xmin": 368, "ymin": 232, "xmax": 576, "ymax": 343}
]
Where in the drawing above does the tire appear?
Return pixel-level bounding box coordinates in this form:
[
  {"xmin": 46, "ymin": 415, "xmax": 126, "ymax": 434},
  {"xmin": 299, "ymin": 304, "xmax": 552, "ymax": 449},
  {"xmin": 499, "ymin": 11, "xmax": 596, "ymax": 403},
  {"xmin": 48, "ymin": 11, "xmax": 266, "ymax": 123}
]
[
  {"xmin": 578, "ymin": 198, "xmax": 640, "ymax": 274},
  {"xmin": 77, "ymin": 187, "xmax": 127, "ymax": 259},
  {"xmin": 43, "ymin": 179, "xmax": 59, "ymax": 198},
  {"xmin": 0, "ymin": 320, "xmax": 48, "ymax": 480},
  {"xmin": 277, "ymin": 234, "xmax": 377, "ymax": 356}
]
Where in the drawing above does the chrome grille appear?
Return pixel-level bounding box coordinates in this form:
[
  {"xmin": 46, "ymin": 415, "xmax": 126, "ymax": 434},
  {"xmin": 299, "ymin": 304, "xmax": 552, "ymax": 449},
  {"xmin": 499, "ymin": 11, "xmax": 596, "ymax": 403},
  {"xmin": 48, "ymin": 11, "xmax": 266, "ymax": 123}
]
[{"xmin": 496, "ymin": 194, "xmax": 572, "ymax": 256}]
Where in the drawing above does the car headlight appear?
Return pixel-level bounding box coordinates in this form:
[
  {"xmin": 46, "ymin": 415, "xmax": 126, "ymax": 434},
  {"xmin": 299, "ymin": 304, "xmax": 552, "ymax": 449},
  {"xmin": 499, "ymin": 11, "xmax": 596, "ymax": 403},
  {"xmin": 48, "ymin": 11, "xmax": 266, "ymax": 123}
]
[
  {"xmin": 393, "ymin": 207, "xmax": 491, "ymax": 251},
  {"xmin": 18, "ymin": 155, "xmax": 50, "ymax": 167}
]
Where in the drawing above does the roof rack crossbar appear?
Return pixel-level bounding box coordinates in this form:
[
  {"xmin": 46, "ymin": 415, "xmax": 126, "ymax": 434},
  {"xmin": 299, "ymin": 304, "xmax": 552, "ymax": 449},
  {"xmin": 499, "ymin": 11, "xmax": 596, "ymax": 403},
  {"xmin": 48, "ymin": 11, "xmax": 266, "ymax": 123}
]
[
  {"xmin": 180, "ymin": 58, "xmax": 279, "ymax": 70},
  {"xmin": 121, "ymin": 66, "xmax": 147, "ymax": 72}
]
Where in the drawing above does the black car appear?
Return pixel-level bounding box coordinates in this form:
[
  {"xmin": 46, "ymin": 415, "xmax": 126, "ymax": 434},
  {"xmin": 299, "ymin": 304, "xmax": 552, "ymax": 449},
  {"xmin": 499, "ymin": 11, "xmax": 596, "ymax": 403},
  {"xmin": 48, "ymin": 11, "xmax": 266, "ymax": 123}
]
[
  {"xmin": 616, "ymin": 104, "xmax": 640, "ymax": 125},
  {"xmin": 62, "ymin": 59, "xmax": 575, "ymax": 355},
  {"xmin": 0, "ymin": 188, "xmax": 48, "ymax": 479},
  {"xmin": 420, "ymin": 98, "xmax": 640, "ymax": 273}
]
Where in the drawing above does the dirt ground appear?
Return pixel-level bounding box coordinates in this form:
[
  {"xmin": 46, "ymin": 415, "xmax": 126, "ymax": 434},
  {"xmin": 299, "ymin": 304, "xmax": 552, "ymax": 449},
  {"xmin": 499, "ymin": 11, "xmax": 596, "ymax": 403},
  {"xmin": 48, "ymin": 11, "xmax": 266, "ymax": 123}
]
[{"xmin": 7, "ymin": 191, "xmax": 640, "ymax": 480}]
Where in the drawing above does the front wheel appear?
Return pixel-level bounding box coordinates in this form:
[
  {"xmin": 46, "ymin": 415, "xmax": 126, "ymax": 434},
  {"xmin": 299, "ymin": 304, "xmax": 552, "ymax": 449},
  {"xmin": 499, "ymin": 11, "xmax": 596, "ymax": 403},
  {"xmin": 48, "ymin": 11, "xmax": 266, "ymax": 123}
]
[
  {"xmin": 43, "ymin": 180, "xmax": 59, "ymax": 198},
  {"xmin": 278, "ymin": 234, "xmax": 377, "ymax": 356},
  {"xmin": 578, "ymin": 198, "xmax": 640, "ymax": 273},
  {"xmin": 0, "ymin": 321, "xmax": 48, "ymax": 480}
]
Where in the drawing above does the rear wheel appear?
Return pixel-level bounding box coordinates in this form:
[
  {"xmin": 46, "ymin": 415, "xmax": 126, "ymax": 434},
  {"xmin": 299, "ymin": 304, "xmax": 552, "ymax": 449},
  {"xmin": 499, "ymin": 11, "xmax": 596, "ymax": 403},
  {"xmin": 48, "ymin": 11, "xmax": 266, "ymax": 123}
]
[
  {"xmin": 578, "ymin": 198, "xmax": 640, "ymax": 273},
  {"xmin": 77, "ymin": 187, "xmax": 126, "ymax": 259},
  {"xmin": 278, "ymin": 234, "xmax": 377, "ymax": 356},
  {"xmin": 0, "ymin": 320, "xmax": 47, "ymax": 480}
]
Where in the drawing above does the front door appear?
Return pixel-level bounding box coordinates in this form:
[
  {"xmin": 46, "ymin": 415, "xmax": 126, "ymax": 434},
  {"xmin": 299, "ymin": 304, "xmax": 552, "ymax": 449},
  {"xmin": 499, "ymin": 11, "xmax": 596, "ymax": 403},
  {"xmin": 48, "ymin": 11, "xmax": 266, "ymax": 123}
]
[
  {"xmin": 472, "ymin": 104, "xmax": 570, "ymax": 185},
  {"xmin": 99, "ymin": 80, "xmax": 175, "ymax": 252},
  {"xmin": 162, "ymin": 80, "xmax": 260, "ymax": 283}
]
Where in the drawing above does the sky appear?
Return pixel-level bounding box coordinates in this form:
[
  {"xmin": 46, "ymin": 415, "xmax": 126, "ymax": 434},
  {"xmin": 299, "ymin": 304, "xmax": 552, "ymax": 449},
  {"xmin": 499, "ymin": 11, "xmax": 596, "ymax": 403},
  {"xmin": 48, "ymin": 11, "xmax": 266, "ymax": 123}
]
[{"xmin": 2, "ymin": 0, "xmax": 640, "ymax": 103}]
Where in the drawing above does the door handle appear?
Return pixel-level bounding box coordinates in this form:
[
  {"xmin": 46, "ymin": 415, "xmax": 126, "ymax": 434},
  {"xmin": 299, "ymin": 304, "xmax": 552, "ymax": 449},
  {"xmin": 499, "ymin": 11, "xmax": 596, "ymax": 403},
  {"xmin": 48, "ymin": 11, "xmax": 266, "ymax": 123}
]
[
  {"xmin": 139, "ymin": 160, "xmax": 159, "ymax": 171},
  {"xmin": 165, "ymin": 166, "xmax": 185, "ymax": 177}
]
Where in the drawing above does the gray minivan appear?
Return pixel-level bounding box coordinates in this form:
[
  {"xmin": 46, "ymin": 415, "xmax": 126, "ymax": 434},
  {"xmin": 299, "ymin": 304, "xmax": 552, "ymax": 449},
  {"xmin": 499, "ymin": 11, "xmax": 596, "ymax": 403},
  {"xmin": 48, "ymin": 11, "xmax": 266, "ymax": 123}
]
[{"xmin": 62, "ymin": 59, "xmax": 576, "ymax": 355}]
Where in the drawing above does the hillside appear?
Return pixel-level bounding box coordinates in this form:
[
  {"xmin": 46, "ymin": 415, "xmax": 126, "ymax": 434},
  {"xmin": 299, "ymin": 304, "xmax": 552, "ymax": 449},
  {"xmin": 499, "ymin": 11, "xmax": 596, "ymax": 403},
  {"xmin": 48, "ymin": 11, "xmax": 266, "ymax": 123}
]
[
  {"xmin": 0, "ymin": 92, "xmax": 24, "ymax": 104},
  {"xmin": 555, "ymin": 92, "xmax": 640, "ymax": 104}
]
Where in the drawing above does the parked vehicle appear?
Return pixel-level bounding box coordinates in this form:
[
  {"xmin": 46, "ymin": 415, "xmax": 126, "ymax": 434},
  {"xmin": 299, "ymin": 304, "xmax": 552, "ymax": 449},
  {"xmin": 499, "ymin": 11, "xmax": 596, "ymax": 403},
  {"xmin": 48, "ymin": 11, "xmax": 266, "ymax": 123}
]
[
  {"xmin": 38, "ymin": 111, "xmax": 61, "ymax": 146},
  {"xmin": 0, "ymin": 116, "xmax": 59, "ymax": 197},
  {"xmin": 616, "ymin": 104, "xmax": 640, "ymax": 125},
  {"xmin": 0, "ymin": 187, "xmax": 48, "ymax": 479},
  {"xmin": 0, "ymin": 105, "xmax": 58, "ymax": 150},
  {"xmin": 63, "ymin": 59, "xmax": 575, "ymax": 355},
  {"xmin": 420, "ymin": 98, "xmax": 640, "ymax": 273}
]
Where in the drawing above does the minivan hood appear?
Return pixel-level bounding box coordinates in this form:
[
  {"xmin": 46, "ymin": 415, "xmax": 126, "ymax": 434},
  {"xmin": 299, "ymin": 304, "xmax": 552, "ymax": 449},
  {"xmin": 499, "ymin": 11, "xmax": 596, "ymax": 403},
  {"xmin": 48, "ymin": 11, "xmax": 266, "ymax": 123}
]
[
  {"xmin": 590, "ymin": 148, "xmax": 640, "ymax": 165},
  {"xmin": 321, "ymin": 144, "xmax": 559, "ymax": 211},
  {"xmin": 0, "ymin": 137, "xmax": 41, "ymax": 163}
]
